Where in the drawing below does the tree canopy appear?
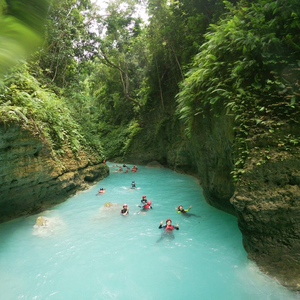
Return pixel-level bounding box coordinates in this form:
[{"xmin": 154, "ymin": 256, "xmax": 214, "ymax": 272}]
[{"xmin": 0, "ymin": 0, "xmax": 299, "ymax": 165}]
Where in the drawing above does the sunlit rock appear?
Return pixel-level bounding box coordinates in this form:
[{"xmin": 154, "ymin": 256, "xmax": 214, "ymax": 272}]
[{"xmin": 0, "ymin": 124, "xmax": 109, "ymax": 223}]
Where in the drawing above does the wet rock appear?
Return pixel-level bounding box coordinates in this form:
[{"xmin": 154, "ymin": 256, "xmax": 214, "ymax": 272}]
[
  {"xmin": 231, "ymin": 154, "xmax": 300, "ymax": 291},
  {"xmin": 146, "ymin": 161, "xmax": 164, "ymax": 168}
]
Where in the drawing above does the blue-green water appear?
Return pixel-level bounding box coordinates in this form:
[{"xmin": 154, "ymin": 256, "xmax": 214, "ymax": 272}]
[{"xmin": 0, "ymin": 163, "xmax": 299, "ymax": 300}]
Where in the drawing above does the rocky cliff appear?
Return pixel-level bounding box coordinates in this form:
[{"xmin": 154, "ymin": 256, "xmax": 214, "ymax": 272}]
[
  {"xmin": 191, "ymin": 118, "xmax": 300, "ymax": 291},
  {"xmin": 187, "ymin": 111, "xmax": 236, "ymax": 216},
  {"xmin": 193, "ymin": 113, "xmax": 300, "ymax": 291},
  {"xmin": 0, "ymin": 124, "xmax": 109, "ymax": 223},
  {"xmin": 231, "ymin": 143, "xmax": 300, "ymax": 291}
]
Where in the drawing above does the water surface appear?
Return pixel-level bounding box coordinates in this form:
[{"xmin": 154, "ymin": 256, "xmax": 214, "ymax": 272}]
[{"xmin": 0, "ymin": 163, "xmax": 299, "ymax": 300}]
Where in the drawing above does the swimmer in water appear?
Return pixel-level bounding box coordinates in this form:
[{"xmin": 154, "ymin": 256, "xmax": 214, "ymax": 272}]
[
  {"xmin": 175, "ymin": 205, "xmax": 192, "ymax": 213},
  {"xmin": 141, "ymin": 195, "xmax": 147, "ymax": 205},
  {"xmin": 138, "ymin": 200, "xmax": 152, "ymax": 210},
  {"xmin": 156, "ymin": 218, "xmax": 179, "ymax": 243},
  {"xmin": 120, "ymin": 204, "xmax": 129, "ymax": 216},
  {"xmin": 98, "ymin": 188, "xmax": 105, "ymax": 194}
]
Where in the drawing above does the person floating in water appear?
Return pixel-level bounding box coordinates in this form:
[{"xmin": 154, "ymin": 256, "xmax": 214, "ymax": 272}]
[
  {"xmin": 120, "ymin": 204, "xmax": 129, "ymax": 215},
  {"xmin": 131, "ymin": 165, "xmax": 137, "ymax": 172},
  {"xmin": 131, "ymin": 181, "xmax": 136, "ymax": 189},
  {"xmin": 138, "ymin": 200, "xmax": 152, "ymax": 210},
  {"xmin": 159, "ymin": 218, "xmax": 179, "ymax": 231},
  {"xmin": 156, "ymin": 219, "xmax": 179, "ymax": 243},
  {"xmin": 96, "ymin": 188, "xmax": 106, "ymax": 196},
  {"xmin": 98, "ymin": 188, "xmax": 106, "ymax": 194},
  {"xmin": 175, "ymin": 205, "xmax": 192, "ymax": 214},
  {"xmin": 141, "ymin": 195, "xmax": 147, "ymax": 204}
]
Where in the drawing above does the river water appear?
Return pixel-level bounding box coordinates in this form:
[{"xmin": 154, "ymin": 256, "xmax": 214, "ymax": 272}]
[{"xmin": 0, "ymin": 163, "xmax": 299, "ymax": 300}]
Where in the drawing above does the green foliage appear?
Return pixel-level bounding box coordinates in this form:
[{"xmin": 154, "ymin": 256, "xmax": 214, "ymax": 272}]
[
  {"xmin": 177, "ymin": 0, "xmax": 300, "ymax": 181},
  {"xmin": 31, "ymin": 0, "xmax": 99, "ymax": 88},
  {"xmin": 121, "ymin": 119, "xmax": 142, "ymax": 155},
  {"xmin": 99, "ymin": 119, "xmax": 141, "ymax": 159},
  {"xmin": 0, "ymin": 63, "xmax": 100, "ymax": 157},
  {"xmin": 93, "ymin": 0, "xmax": 148, "ymax": 114},
  {"xmin": 3, "ymin": 0, "xmax": 299, "ymax": 181}
]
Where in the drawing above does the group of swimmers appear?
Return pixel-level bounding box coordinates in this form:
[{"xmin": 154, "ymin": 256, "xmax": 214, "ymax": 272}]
[
  {"xmin": 100, "ymin": 164, "xmax": 194, "ymax": 241},
  {"xmin": 112, "ymin": 164, "xmax": 138, "ymax": 173},
  {"xmin": 120, "ymin": 194, "xmax": 153, "ymax": 216},
  {"xmin": 119, "ymin": 194, "xmax": 191, "ymax": 242},
  {"xmin": 123, "ymin": 178, "xmax": 193, "ymax": 240}
]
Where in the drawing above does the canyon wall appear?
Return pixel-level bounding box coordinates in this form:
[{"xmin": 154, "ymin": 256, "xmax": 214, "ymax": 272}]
[
  {"xmin": 3, "ymin": 114, "xmax": 299, "ymax": 290},
  {"xmin": 192, "ymin": 114, "xmax": 300, "ymax": 290},
  {"xmin": 231, "ymin": 142, "xmax": 300, "ymax": 290},
  {"xmin": 0, "ymin": 124, "xmax": 109, "ymax": 223},
  {"xmin": 124, "ymin": 112, "xmax": 300, "ymax": 291}
]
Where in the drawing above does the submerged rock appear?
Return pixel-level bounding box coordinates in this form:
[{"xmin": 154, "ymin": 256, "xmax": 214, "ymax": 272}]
[
  {"xmin": 35, "ymin": 216, "xmax": 47, "ymax": 226},
  {"xmin": 33, "ymin": 215, "xmax": 64, "ymax": 237}
]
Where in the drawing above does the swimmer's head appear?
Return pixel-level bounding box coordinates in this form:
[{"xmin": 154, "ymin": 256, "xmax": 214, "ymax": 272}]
[
  {"xmin": 147, "ymin": 200, "xmax": 152, "ymax": 205},
  {"xmin": 166, "ymin": 218, "xmax": 171, "ymax": 224},
  {"xmin": 142, "ymin": 195, "xmax": 146, "ymax": 198},
  {"xmin": 123, "ymin": 204, "xmax": 128, "ymax": 207}
]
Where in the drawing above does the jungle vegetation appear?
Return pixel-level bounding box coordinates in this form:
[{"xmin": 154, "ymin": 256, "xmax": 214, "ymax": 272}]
[{"xmin": 0, "ymin": 0, "xmax": 299, "ymax": 177}]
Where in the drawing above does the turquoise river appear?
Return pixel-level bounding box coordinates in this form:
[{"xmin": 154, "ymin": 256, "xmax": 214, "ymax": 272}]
[{"xmin": 0, "ymin": 162, "xmax": 299, "ymax": 300}]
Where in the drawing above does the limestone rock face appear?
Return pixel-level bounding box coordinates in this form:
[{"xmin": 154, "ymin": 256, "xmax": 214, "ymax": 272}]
[
  {"xmin": 0, "ymin": 124, "xmax": 109, "ymax": 223},
  {"xmin": 188, "ymin": 111, "xmax": 300, "ymax": 290},
  {"xmin": 188, "ymin": 112, "xmax": 236, "ymax": 215},
  {"xmin": 231, "ymin": 151, "xmax": 300, "ymax": 290}
]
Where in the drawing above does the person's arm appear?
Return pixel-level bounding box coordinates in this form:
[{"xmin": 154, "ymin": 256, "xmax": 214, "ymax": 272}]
[
  {"xmin": 185, "ymin": 205, "xmax": 192, "ymax": 212},
  {"xmin": 175, "ymin": 223, "xmax": 179, "ymax": 230},
  {"xmin": 121, "ymin": 209, "xmax": 129, "ymax": 215},
  {"xmin": 159, "ymin": 221, "xmax": 163, "ymax": 229}
]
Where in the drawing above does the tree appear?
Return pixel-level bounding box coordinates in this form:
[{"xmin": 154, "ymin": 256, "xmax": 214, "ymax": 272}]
[
  {"xmin": 33, "ymin": 0, "xmax": 100, "ymax": 88},
  {"xmin": 94, "ymin": 0, "xmax": 148, "ymax": 114}
]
